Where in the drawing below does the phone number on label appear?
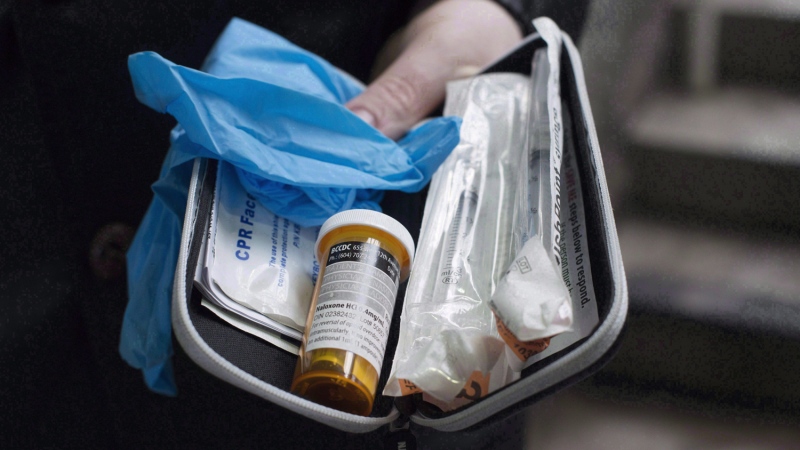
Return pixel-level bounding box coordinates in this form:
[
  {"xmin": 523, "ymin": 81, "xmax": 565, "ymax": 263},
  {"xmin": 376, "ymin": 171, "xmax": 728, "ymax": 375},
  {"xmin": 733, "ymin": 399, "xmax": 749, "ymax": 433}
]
[{"xmin": 315, "ymin": 311, "xmax": 357, "ymax": 321}]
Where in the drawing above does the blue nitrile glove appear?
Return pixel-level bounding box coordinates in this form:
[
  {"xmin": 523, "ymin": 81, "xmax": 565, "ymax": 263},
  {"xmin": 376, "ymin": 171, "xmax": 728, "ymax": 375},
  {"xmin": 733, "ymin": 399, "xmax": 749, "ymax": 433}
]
[
  {"xmin": 120, "ymin": 18, "xmax": 461, "ymax": 394},
  {"xmin": 120, "ymin": 139, "xmax": 193, "ymax": 396},
  {"xmin": 128, "ymin": 18, "xmax": 460, "ymax": 227}
]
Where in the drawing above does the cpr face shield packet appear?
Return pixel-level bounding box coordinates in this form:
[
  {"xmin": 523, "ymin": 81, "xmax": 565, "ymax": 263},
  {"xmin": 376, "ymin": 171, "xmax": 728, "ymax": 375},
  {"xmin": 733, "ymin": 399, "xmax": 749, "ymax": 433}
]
[{"xmin": 211, "ymin": 162, "xmax": 319, "ymax": 332}]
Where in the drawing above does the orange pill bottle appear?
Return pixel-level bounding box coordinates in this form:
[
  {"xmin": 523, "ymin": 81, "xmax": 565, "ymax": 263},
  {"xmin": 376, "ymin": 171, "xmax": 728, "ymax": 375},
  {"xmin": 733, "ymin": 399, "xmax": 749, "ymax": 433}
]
[{"xmin": 291, "ymin": 209, "xmax": 414, "ymax": 416}]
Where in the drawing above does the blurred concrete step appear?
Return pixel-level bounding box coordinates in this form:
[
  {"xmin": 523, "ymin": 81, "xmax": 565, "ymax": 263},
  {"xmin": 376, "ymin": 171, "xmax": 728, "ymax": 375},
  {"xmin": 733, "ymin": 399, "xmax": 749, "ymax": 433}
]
[
  {"xmin": 596, "ymin": 217, "xmax": 800, "ymax": 414},
  {"xmin": 622, "ymin": 87, "xmax": 800, "ymax": 233},
  {"xmin": 619, "ymin": 0, "xmax": 800, "ymax": 231},
  {"xmin": 524, "ymin": 388, "xmax": 800, "ymax": 450},
  {"xmin": 628, "ymin": 87, "xmax": 800, "ymax": 166},
  {"xmin": 619, "ymin": 217, "xmax": 800, "ymax": 331}
]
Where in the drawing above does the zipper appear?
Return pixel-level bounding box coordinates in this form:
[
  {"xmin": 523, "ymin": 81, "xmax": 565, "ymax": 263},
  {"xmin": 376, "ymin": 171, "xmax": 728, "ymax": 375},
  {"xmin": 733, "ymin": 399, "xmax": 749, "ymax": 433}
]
[{"xmin": 383, "ymin": 415, "xmax": 416, "ymax": 450}]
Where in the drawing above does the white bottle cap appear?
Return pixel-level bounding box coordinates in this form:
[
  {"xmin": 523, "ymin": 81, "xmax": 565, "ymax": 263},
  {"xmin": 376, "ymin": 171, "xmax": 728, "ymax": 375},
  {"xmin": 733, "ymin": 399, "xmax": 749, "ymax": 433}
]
[{"xmin": 317, "ymin": 209, "xmax": 415, "ymax": 261}]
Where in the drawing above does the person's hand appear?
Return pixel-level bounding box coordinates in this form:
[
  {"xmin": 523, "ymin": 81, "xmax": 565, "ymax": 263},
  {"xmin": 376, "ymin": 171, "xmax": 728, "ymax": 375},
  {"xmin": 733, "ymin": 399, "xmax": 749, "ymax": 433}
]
[{"xmin": 345, "ymin": 0, "xmax": 523, "ymax": 140}]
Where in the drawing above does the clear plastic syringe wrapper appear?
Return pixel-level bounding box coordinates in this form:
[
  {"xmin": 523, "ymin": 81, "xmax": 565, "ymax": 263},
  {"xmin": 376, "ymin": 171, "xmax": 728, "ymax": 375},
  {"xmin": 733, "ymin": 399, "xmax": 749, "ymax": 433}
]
[
  {"xmin": 383, "ymin": 73, "xmax": 533, "ymax": 407},
  {"xmin": 490, "ymin": 49, "xmax": 573, "ymax": 372}
]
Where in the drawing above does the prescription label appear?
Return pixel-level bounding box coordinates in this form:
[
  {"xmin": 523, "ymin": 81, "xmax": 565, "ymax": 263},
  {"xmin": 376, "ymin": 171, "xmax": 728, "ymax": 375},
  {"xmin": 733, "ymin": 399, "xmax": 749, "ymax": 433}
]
[{"xmin": 305, "ymin": 241, "xmax": 400, "ymax": 373}]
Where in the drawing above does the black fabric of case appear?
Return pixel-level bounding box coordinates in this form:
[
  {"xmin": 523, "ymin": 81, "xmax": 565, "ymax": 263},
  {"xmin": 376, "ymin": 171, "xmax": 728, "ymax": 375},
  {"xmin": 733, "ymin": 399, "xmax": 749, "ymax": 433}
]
[{"xmin": 192, "ymin": 299, "xmax": 300, "ymax": 390}]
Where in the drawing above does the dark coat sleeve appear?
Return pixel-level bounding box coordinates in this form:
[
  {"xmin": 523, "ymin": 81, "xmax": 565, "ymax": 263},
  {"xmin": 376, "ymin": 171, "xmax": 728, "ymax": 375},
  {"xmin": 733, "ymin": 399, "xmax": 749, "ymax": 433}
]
[{"xmin": 493, "ymin": 0, "xmax": 592, "ymax": 41}]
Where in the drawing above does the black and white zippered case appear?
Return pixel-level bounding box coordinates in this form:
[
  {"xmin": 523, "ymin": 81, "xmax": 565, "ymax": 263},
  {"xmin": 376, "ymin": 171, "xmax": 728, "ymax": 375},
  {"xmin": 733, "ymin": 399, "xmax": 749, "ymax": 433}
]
[{"xmin": 171, "ymin": 22, "xmax": 627, "ymax": 435}]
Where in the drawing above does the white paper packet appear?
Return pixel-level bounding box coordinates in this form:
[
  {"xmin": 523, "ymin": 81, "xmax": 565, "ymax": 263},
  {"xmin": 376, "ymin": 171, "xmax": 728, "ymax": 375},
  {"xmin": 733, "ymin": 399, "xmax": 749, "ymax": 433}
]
[
  {"xmin": 210, "ymin": 162, "xmax": 319, "ymax": 331},
  {"xmin": 490, "ymin": 46, "xmax": 573, "ymax": 347}
]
